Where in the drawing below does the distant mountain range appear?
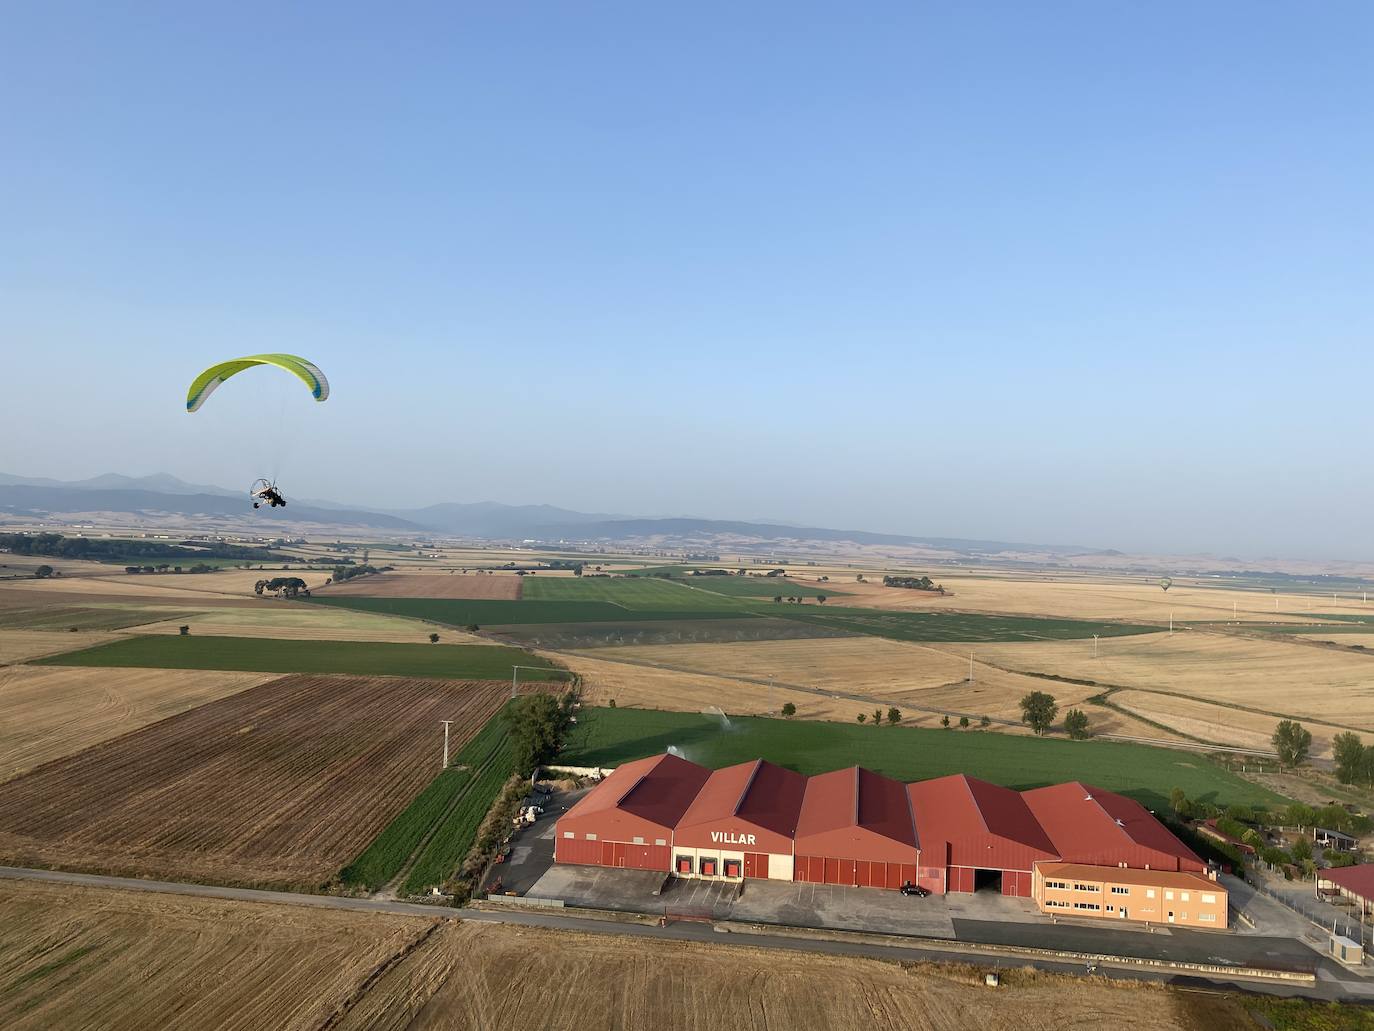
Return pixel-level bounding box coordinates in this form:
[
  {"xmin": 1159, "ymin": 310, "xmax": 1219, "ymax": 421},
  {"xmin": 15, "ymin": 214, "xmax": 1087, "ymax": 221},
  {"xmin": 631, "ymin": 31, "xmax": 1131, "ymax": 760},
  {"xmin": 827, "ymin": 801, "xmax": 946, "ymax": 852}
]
[{"xmin": 0, "ymin": 471, "xmax": 1105, "ymax": 557}]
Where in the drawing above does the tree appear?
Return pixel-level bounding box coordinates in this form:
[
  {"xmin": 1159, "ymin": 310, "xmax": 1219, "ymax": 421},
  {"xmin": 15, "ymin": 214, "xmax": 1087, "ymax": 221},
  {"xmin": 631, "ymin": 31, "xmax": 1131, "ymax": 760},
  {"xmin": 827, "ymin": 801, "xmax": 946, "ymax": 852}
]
[
  {"xmin": 1170, "ymin": 787, "xmax": 1187, "ymax": 813},
  {"xmin": 503, "ymin": 692, "xmax": 575, "ymax": 775},
  {"xmin": 959, "ymin": 716, "xmax": 970, "ymax": 728},
  {"xmin": 1284, "ymin": 803, "xmax": 1315, "ymax": 830},
  {"xmin": 178, "ymin": 625, "xmax": 190, "ymax": 636},
  {"xmin": 1064, "ymin": 708, "xmax": 1090, "ymax": 740},
  {"xmin": 33, "ymin": 564, "xmax": 53, "ymax": 578},
  {"xmin": 1272, "ymin": 720, "xmax": 1312, "ymax": 768},
  {"xmin": 857, "ymin": 713, "xmax": 867, "ymax": 724},
  {"xmin": 1019, "ymin": 691, "xmax": 1058, "ymax": 736},
  {"xmin": 428, "ymin": 632, "xmax": 440, "ymax": 644},
  {"xmin": 781, "ymin": 702, "xmax": 796, "ymax": 717},
  {"xmin": 872, "ymin": 708, "xmax": 883, "ymax": 726},
  {"xmin": 979, "ymin": 715, "xmax": 990, "ymax": 728},
  {"xmin": 1290, "ymin": 836, "xmax": 1312, "ymax": 864},
  {"xmin": 773, "ymin": 595, "xmax": 783, "ymax": 604},
  {"xmin": 886, "ymin": 707, "xmax": 901, "ymax": 725},
  {"xmin": 1333, "ymin": 731, "xmax": 1365, "ymax": 784},
  {"xmin": 817, "ymin": 595, "xmax": 827, "ymax": 604},
  {"xmin": 941, "ymin": 714, "xmax": 951, "ymax": 729}
]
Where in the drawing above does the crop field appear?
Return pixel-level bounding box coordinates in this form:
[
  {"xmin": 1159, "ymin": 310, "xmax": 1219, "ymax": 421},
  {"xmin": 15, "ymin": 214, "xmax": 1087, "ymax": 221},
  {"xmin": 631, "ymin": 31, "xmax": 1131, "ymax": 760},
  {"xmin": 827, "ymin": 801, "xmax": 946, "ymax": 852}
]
[
  {"xmin": 0, "ymin": 665, "xmax": 272, "ymax": 783},
  {"xmin": 518, "ymin": 575, "xmax": 758, "ymax": 610},
  {"xmin": 342, "ymin": 710, "xmax": 515, "ymax": 893},
  {"xmin": 34, "ymin": 634, "xmax": 566, "ymax": 681},
  {"xmin": 828, "ymin": 574, "xmax": 1369, "ymax": 625},
  {"xmin": 321, "ymin": 572, "xmax": 524, "ymax": 599},
  {"xmin": 0, "ymin": 602, "xmax": 199, "ymax": 631},
  {"xmin": 769, "ymin": 607, "xmax": 1158, "ymax": 643},
  {"xmin": 490, "ymin": 616, "xmax": 851, "ymax": 650},
  {"xmin": 1106, "ymin": 690, "xmax": 1338, "ymax": 760},
  {"xmin": 677, "ymin": 575, "xmax": 838, "ymax": 599},
  {"xmin": 0, "ymin": 675, "xmax": 512, "ymax": 887},
  {"xmin": 958, "ymin": 630, "xmax": 1374, "ymax": 732},
  {"xmin": 131, "ymin": 603, "xmax": 483, "ymax": 644},
  {"xmin": 0, "ymin": 879, "xmax": 439, "ymax": 1031},
  {"xmin": 557, "ymin": 707, "xmax": 1287, "ymax": 811},
  {"xmin": 310, "ymin": 595, "xmax": 745, "ymax": 625},
  {"xmin": 336, "ymin": 919, "xmax": 1250, "ymax": 1031},
  {"xmin": 0, "ymin": 629, "xmax": 116, "ymax": 663},
  {"xmin": 0, "ymin": 572, "xmax": 287, "ymax": 602}
]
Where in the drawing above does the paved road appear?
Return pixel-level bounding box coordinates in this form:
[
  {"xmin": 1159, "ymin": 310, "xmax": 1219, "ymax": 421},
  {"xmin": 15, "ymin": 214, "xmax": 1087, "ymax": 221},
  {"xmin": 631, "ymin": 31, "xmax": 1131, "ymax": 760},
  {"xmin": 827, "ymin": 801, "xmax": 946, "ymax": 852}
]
[{"xmin": 0, "ymin": 865, "xmax": 1363, "ymax": 1001}]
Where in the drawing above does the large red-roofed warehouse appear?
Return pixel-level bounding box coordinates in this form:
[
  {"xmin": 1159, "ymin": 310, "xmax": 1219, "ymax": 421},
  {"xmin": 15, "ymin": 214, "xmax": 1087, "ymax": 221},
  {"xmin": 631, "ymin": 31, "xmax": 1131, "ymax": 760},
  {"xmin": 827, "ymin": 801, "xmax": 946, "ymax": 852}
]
[{"xmin": 554, "ymin": 754, "xmax": 1227, "ymax": 927}]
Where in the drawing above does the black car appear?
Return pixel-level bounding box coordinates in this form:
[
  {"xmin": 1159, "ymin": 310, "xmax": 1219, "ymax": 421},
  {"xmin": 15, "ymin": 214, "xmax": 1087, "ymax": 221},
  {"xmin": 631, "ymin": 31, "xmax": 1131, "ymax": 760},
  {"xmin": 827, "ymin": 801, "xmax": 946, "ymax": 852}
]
[{"xmin": 900, "ymin": 882, "xmax": 930, "ymax": 897}]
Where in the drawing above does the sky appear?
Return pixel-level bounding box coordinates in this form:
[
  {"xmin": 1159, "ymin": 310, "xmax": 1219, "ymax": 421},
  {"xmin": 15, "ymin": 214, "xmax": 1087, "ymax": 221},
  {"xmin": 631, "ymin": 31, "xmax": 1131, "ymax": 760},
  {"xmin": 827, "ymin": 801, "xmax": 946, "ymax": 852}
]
[{"xmin": 2, "ymin": 3, "xmax": 1371, "ymax": 560}]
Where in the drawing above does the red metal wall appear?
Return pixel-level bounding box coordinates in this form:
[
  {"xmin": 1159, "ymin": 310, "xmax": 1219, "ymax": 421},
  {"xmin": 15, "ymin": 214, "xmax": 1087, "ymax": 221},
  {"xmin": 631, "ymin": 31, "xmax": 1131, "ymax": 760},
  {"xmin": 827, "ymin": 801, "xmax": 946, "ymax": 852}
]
[
  {"xmin": 554, "ymin": 837, "xmax": 669, "ymax": 872},
  {"xmin": 793, "ymin": 856, "xmax": 918, "ymax": 889},
  {"xmin": 1002, "ymin": 870, "xmax": 1031, "ymax": 897}
]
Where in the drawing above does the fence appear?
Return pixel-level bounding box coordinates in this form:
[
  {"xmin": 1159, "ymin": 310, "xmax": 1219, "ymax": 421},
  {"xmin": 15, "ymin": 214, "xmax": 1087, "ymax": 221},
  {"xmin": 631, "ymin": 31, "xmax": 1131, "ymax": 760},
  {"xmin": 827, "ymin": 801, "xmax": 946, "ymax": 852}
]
[{"xmin": 1254, "ymin": 880, "xmax": 1373, "ymax": 950}]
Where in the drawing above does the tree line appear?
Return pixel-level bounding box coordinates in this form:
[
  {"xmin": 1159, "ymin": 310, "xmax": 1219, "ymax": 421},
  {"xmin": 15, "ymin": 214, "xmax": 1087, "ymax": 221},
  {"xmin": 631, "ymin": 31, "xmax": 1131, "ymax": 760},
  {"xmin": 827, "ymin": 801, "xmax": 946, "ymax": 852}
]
[{"xmin": 0, "ymin": 531, "xmax": 289, "ymax": 563}]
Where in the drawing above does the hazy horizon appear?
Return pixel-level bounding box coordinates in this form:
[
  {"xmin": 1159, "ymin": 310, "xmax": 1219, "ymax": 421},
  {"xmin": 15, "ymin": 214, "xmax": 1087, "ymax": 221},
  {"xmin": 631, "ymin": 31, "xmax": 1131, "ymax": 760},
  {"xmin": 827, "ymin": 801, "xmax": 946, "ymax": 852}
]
[{"xmin": 4, "ymin": 4, "xmax": 1371, "ymax": 561}]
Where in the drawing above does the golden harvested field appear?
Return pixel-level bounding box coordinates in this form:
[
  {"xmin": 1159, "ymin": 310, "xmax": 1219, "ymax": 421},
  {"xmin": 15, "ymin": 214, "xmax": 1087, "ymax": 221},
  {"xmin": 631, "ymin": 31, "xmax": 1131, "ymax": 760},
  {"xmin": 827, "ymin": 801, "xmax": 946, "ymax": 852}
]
[
  {"xmin": 1108, "ymin": 690, "xmax": 1336, "ymax": 759},
  {"xmin": 957, "ymin": 630, "xmax": 1374, "ymax": 732},
  {"xmin": 0, "ymin": 629, "xmax": 118, "ymax": 663},
  {"xmin": 0, "ymin": 674, "xmax": 510, "ymax": 887},
  {"xmin": 827, "ymin": 575, "xmax": 1364, "ymax": 625},
  {"xmin": 320, "ymin": 571, "xmax": 523, "ymax": 599},
  {"xmin": 0, "ymin": 573, "xmax": 285, "ymax": 602},
  {"xmin": 0, "ymin": 665, "xmax": 271, "ymax": 783},
  {"xmin": 0, "ymin": 879, "xmax": 440, "ymax": 1031},
  {"xmin": 564, "ymin": 639, "xmax": 1167, "ymax": 739},
  {"xmin": 132, "ymin": 604, "xmax": 484, "ymax": 644},
  {"xmin": 339, "ymin": 920, "xmax": 1241, "ymax": 1031}
]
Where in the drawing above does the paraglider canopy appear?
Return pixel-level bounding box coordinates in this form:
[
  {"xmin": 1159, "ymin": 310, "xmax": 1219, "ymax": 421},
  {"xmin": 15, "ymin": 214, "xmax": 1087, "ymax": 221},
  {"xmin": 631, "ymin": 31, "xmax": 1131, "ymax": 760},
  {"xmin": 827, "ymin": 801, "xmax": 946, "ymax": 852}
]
[{"xmin": 186, "ymin": 354, "xmax": 329, "ymax": 413}]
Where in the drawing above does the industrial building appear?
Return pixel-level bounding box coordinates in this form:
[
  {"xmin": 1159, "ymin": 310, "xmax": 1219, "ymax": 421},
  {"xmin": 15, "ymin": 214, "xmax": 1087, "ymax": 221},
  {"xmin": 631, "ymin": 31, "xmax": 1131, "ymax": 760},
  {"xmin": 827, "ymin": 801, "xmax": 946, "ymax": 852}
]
[{"xmin": 554, "ymin": 753, "xmax": 1228, "ymax": 927}]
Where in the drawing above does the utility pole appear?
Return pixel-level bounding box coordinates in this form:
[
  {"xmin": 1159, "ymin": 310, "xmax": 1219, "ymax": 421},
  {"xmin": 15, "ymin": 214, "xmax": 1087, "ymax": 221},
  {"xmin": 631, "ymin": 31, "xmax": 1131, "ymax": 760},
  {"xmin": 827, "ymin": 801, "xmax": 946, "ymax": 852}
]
[
  {"xmin": 969, "ymin": 652, "xmax": 974, "ymax": 683},
  {"xmin": 1092, "ymin": 635, "xmax": 1099, "ymax": 659},
  {"xmin": 1169, "ymin": 612, "xmax": 1173, "ymax": 635},
  {"xmin": 440, "ymin": 720, "xmax": 453, "ymax": 769}
]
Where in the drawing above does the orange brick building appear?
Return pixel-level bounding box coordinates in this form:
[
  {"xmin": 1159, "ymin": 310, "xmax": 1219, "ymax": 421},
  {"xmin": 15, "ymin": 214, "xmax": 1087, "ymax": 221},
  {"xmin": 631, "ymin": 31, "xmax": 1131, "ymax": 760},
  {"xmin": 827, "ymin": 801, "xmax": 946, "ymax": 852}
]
[{"xmin": 1032, "ymin": 863, "xmax": 1228, "ymax": 928}]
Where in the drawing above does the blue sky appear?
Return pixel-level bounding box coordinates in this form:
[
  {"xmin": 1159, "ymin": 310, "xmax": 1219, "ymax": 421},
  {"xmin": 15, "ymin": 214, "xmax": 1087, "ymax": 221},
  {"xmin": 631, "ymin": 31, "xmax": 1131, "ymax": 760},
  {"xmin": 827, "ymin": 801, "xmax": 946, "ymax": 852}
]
[{"xmin": 2, "ymin": 3, "xmax": 1371, "ymax": 558}]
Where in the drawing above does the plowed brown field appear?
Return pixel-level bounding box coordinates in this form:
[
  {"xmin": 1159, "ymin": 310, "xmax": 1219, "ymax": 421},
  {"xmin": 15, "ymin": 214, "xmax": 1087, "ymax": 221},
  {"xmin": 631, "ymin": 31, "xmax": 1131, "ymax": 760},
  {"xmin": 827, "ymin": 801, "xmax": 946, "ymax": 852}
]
[
  {"xmin": 0, "ymin": 674, "xmax": 510, "ymax": 887},
  {"xmin": 0, "ymin": 665, "xmax": 271, "ymax": 782},
  {"xmin": 320, "ymin": 572, "xmax": 523, "ymax": 599}
]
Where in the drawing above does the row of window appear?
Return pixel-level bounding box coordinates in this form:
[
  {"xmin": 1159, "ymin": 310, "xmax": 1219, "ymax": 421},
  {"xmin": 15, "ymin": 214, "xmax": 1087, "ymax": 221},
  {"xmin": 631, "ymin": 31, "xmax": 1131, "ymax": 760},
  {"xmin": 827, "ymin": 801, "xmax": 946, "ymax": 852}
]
[
  {"xmin": 563, "ymin": 832, "xmax": 669, "ymax": 846},
  {"xmin": 1041, "ymin": 881, "xmax": 1217, "ymax": 907}
]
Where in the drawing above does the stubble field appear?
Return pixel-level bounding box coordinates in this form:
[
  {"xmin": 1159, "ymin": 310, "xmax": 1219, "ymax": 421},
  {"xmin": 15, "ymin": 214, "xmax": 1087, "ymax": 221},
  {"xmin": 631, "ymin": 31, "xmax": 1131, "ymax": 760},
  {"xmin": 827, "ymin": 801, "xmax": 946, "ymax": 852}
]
[
  {"xmin": 0, "ymin": 879, "xmax": 441, "ymax": 1031},
  {"xmin": 339, "ymin": 919, "xmax": 1255, "ymax": 1031},
  {"xmin": 0, "ymin": 674, "xmax": 511, "ymax": 887},
  {"xmin": 0, "ymin": 665, "xmax": 271, "ymax": 782}
]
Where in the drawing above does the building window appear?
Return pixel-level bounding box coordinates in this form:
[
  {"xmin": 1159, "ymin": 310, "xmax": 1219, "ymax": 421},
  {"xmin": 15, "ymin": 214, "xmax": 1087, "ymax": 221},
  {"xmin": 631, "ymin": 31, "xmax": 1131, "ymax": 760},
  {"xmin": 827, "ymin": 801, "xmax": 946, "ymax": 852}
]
[
  {"xmin": 585, "ymin": 833, "xmax": 597, "ymax": 841},
  {"xmin": 1201, "ymin": 893, "xmax": 1216, "ymax": 904},
  {"xmin": 1199, "ymin": 914, "xmax": 1217, "ymax": 923},
  {"xmin": 655, "ymin": 839, "xmax": 667, "ymax": 846},
  {"xmin": 632, "ymin": 836, "xmax": 645, "ymax": 845},
  {"xmin": 1110, "ymin": 886, "xmax": 1130, "ymax": 895},
  {"xmin": 1146, "ymin": 889, "xmax": 1156, "ymax": 899},
  {"xmin": 1045, "ymin": 880, "xmax": 1068, "ymax": 890},
  {"xmin": 1165, "ymin": 891, "xmax": 1174, "ymax": 901},
  {"xmin": 562, "ymin": 831, "xmax": 574, "ymax": 839},
  {"xmin": 1181, "ymin": 892, "xmax": 1190, "ymax": 902},
  {"xmin": 1072, "ymin": 883, "xmax": 1100, "ymax": 893},
  {"xmin": 1045, "ymin": 900, "xmax": 1069, "ymax": 909},
  {"xmin": 1072, "ymin": 902, "xmax": 1101, "ymax": 911}
]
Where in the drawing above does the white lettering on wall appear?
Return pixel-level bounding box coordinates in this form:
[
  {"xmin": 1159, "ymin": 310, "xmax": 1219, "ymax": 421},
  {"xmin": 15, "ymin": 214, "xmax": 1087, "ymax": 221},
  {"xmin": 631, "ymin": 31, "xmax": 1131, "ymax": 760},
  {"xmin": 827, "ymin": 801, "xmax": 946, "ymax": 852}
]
[{"xmin": 709, "ymin": 831, "xmax": 758, "ymax": 846}]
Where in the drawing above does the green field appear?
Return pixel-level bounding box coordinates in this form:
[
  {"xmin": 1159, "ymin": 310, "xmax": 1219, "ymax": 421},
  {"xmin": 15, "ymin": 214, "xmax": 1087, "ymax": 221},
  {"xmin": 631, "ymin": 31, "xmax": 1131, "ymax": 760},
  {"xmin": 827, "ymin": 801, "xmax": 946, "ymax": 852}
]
[
  {"xmin": 558, "ymin": 707, "xmax": 1287, "ymax": 812},
  {"xmin": 521, "ymin": 576, "xmax": 754, "ymax": 609},
  {"xmin": 309, "ymin": 596, "xmax": 745, "ymax": 624},
  {"xmin": 342, "ymin": 708, "xmax": 516, "ymax": 893},
  {"xmin": 680, "ymin": 576, "xmax": 836, "ymax": 599},
  {"xmin": 0, "ymin": 605, "xmax": 200, "ymax": 631},
  {"xmin": 489, "ymin": 616, "xmax": 852, "ymax": 650},
  {"xmin": 768, "ymin": 607, "xmax": 1160, "ymax": 643},
  {"xmin": 34, "ymin": 635, "xmax": 568, "ymax": 681}
]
